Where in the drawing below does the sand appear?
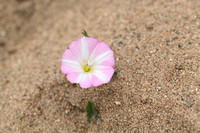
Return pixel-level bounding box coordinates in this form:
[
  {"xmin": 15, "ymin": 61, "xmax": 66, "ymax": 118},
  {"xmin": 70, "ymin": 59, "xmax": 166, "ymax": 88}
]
[{"xmin": 0, "ymin": 0, "xmax": 200, "ymax": 132}]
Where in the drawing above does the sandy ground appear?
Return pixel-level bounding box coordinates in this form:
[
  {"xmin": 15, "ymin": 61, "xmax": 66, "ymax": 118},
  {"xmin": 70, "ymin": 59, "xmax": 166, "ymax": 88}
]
[{"xmin": 0, "ymin": 0, "xmax": 200, "ymax": 132}]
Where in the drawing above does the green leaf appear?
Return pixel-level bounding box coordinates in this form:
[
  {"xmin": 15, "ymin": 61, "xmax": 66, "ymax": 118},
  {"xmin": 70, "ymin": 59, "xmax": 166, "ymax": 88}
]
[
  {"xmin": 86, "ymin": 101, "xmax": 98, "ymax": 123},
  {"xmin": 82, "ymin": 30, "xmax": 89, "ymax": 37},
  {"xmin": 72, "ymin": 83, "xmax": 77, "ymax": 87},
  {"xmin": 113, "ymin": 71, "xmax": 117, "ymax": 77}
]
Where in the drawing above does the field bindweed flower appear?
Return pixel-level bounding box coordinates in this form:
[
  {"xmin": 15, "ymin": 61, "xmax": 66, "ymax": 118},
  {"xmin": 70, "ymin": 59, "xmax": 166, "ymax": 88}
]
[{"xmin": 61, "ymin": 36, "xmax": 115, "ymax": 88}]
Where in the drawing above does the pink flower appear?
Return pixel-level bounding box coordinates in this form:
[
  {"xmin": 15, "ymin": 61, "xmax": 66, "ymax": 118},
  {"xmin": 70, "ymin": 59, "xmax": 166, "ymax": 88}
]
[{"xmin": 61, "ymin": 36, "xmax": 115, "ymax": 88}]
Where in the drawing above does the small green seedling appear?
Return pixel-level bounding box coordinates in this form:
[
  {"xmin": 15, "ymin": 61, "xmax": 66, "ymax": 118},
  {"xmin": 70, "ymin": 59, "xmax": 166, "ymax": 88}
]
[
  {"xmin": 82, "ymin": 30, "xmax": 89, "ymax": 37},
  {"xmin": 72, "ymin": 83, "xmax": 77, "ymax": 87},
  {"xmin": 86, "ymin": 101, "xmax": 98, "ymax": 123},
  {"xmin": 113, "ymin": 71, "xmax": 117, "ymax": 77}
]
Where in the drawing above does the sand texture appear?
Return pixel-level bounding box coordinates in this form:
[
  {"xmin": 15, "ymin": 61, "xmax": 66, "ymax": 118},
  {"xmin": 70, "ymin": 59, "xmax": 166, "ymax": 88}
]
[{"xmin": 0, "ymin": 0, "xmax": 200, "ymax": 132}]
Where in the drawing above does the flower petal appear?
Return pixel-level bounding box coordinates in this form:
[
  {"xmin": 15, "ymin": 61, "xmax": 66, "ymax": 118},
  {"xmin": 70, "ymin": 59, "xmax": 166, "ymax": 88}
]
[
  {"xmin": 91, "ymin": 75, "xmax": 104, "ymax": 87},
  {"xmin": 80, "ymin": 74, "xmax": 93, "ymax": 88},
  {"xmin": 83, "ymin": 37, "xmax": 98, "ymax": 58},
  {"xmin": 91, "ymin": 42, "xmax": 114, "ymax": 66},
  {"xmin": 61, "ymin": 49, "xmax": 81, "ymax": 74},
  {"xmin": 68, "ymin": 38, "xmax": 82, "ymax": 63},
  {"xmin": 69, "ymin": 37, "xmax": 98, "ymax": 63},
  {"xmin": 80, "ymin": 66, "xmax": 114, "ymax": 88},
  {"xmin": 92, "ymin": 66, "xmax": 114, "ymax": 85},
  {"xmin": 61, "ymin": 65, "xmax": 82, "ymax": 74},
  {"xmin": 67, "ymin": 73, "xmax": 86, "ymax": 83}
]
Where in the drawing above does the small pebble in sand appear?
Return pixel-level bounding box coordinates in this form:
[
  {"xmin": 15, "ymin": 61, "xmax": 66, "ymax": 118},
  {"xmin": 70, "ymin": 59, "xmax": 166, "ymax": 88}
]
[
  {"xmin": 114, "ymin": 101, "xmax": 121, "ymax": 105},
  {"xmin": 118, "ymin": 41, "xmax": 123, "ymax": 45},
  {"xmin": 1, "ymin": 31, "xmax": 6, "ymax": 37},
  {"xmin": 65, "ymin": 110, "xmax": 70, "ymax": 114},
  {"xmin": 177, "ymin": 43, "xmax": 183, "ymax": 48},
  {"xmin": 65, "ymin": 84, "xmax": 69, "ymax": 88},
  {"xmin": 43, "ymin": 70, "xmax": 48, "ymax": 73},
  {"xmin": 186, "ymin": 101, "xmax": 193, "ymax": 108},
  {"xmin": 150, "ymin": 49, "xmax": 156, "ymax": 54}
]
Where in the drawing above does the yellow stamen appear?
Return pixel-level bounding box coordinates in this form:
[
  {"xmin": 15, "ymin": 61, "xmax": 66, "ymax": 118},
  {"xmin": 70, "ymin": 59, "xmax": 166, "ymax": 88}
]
[{"xmin": 83, "ymin": 64, "xmax": 92, "ymax": 73}]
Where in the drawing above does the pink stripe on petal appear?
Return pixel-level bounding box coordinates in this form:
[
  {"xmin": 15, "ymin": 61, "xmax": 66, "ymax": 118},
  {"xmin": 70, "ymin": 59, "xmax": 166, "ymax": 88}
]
[
  {"xmin": 66, "ymin": 73, "xmax": 80, "ymax": 83},
  {"xmin": 93, "ymin": 66, "xmax": 114, "ymax": 84},
  {"xmin": 69, "ymin": 37, "xmax": 98, "ymax": 62},
  {"xmin": 67, "ymin": 73, "xmax": 86, "ymax": 84},
  {"xmin": 80, "ymin": 75, "xmax": 93, "ymax": 88},
  {"xmin": 62, "ymin": 49, "xmax": 77, "ymax": 61},
  {"xmin": 69, "ymin": 38, "xmax": 82, "ymax": 62},
  {"xmin": 93, "ymin": 42, "xmax": 112, "ymax": 58},
  {"xmin": 80, "ymin": 37, "xmax": 98, "ymax": 61},
  {"xmin": 91, "ymin": 75, "xmax": 105, "ymax": 87},
  {"xmin": 92, "ymin": 42, "xmax": 114, "ymax": 65},
  {"xmin": 98, "ymin": 53, "xmax": 115, "ymax": 66},
  {"xmin": 84, "ymin": 37, "xmax": 98, "ymax": 56},
  {"xmin": 60, "ymin": 65, "xmax": 81, "ymax": 74},
  {"xmin": 61, "ymin": 49, "xmax": 81, "ymax": 74}
]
